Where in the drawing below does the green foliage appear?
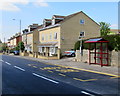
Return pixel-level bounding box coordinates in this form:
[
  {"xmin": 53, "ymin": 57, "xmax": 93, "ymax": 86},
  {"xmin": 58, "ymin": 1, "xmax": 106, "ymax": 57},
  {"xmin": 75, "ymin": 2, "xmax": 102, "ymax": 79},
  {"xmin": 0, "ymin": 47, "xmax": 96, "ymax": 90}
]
[
  {"xmin": 74, "ymin": 41, "xmax": 80, "ymax": 50},
  {"xmin": 18, "ymin": 41, "xmax": 25, "ymax": 52},
  {"xmin": 103, "ymin": 34, "xmax": 120, "ymax": 51},
  {"xmin": 1, "ymin": 43, "xmax": 8, "ymax": 51},
  {"xmin": 15, "ymin": 46, "xmax": 19, "ymax": 51},
  {"xmin": 74, "ymin": 34, "xmax": 120, "ymax": 51},
  {"xmin": 99, "ymin": 22, "xmax": 110, "ymax": 36},
  {"xmin": 74, "ymin": 40, "xmax": 85, "ymax": 50}
]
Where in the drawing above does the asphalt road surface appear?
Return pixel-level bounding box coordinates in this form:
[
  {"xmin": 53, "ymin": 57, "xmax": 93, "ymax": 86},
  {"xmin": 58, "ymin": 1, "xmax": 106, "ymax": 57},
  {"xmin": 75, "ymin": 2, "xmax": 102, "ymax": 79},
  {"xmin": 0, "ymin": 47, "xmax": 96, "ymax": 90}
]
[{"xmin": 1, "ymin": 55, "xmax": 119, "ymax": 96}]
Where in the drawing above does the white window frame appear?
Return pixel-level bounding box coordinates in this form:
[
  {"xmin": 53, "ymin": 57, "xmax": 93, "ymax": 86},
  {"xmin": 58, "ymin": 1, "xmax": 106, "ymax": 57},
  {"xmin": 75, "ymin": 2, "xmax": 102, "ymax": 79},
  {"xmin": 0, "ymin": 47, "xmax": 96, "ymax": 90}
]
[
  {"xmin": 54, "ymin": 32, "xmax": 57, "ymax": 40},
  {"xmin": 39, "ymin": 47, "xmax": 42, "ymax": 53},
  {"xmin": 80, "ymin": 31, "xmax": 85, "ymax": 37}
]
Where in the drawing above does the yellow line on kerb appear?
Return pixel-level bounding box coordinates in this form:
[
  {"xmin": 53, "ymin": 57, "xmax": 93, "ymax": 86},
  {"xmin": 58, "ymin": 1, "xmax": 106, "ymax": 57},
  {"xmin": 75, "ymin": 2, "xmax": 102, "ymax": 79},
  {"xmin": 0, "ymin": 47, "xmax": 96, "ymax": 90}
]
[
  {"xmin": 41, "ymin": 62, "xmax": 119, "ymax": 77},
  {"xmin": 73, "ymin": 78, "xmax": 97, "ymax": 82}
]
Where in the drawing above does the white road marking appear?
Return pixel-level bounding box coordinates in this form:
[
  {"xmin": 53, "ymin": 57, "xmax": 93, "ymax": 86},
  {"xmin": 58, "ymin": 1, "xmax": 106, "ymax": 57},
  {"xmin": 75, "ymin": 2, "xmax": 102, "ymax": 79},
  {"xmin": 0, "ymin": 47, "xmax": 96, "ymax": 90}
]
[
  {"xmin": 32, "ymin": 73, "xmax": 59, "ymax": 84},
  {"xmin": 0, "ymin": 60, "xmax": 4, "ymax": 62},
  {"xmin": 5, "ymin": 62, "xmax": 11, "ymax": 65},
  {"xmin": 81, "ymin": 91, "xmax": 95, "ymax": 96},
  {"xmin": 14, "ymin": 66, "xmax": 25, "ymax": 71}
]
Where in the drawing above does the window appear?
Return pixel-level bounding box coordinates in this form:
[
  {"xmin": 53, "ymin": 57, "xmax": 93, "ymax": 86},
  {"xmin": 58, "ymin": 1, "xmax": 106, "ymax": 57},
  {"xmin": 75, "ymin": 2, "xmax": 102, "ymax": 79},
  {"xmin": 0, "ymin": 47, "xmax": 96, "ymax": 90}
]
[
  {"xmin": 50, "ymin": 47, "xmax": 57, "ymax": 54},
  {"xmin": 54, "ymin": 32, "xmax": 57, "ymax": 39},
  {"xmin": 55, "ymin": 47, "xmax": 58, "ymax": 54},
  {"xmin": 50, "ymin": 33, "xmax": 52, "ymax": 40},
  {"xmin": 46, "ymin": 34, "xmax": 48, "ymax": 41},
  {"xmin": 42, "ymin": 34, "xmax": 44, "ymax": 41},
  {"xmin": 80, "ymin": 19, "xmax": 85, "ymax": 24},
  {"xmin": 80, "ymin": 32, "xmax": 85, "ymax": 37},
  {"xmin": 39, "ymin": 47, "xmax": 42, "ymax": 53}
]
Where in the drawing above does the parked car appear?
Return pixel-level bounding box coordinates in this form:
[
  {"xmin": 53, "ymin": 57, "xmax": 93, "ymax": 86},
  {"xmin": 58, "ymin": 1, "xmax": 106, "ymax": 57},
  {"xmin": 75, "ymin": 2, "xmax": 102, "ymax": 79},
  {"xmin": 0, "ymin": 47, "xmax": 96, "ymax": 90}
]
[
  {"xmin": 64, "ymin": 50, "xmax": 75, "ymax": 57},
  {"xmin": 13, "ymin": 50, "xmax": 19, "ymax": 55}
]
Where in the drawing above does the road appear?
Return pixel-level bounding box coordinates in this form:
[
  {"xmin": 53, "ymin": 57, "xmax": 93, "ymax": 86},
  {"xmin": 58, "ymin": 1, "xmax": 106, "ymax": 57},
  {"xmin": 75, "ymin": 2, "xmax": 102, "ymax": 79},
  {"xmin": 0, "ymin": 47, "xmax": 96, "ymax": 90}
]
[{"xmin": 1, "ymin": 55, "xmax": 119, "ymax": 96}]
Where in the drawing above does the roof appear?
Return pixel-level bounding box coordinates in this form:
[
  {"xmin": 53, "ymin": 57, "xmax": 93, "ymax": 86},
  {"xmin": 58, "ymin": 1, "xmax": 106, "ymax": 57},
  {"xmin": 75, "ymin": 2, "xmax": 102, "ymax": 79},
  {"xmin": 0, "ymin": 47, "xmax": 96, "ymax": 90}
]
[
  {"xmin": 40, "ymin": 11, "xmax": 100, "ymax": 31},
  {"xmin": 85, "ymin": 38, "xmax": 109, "ymax": 43},
  {"xmin": 52, "ymin": 15, "xmax": 66, "ymax": 19},
  {"xmin": 44, "ymin": 19, "xmax": 52, "ymax": 21},
  {"xmin": 59, "ymin": 11, "xmax": 100, "ymax": 26},
  {"xmin": 39, "ymin": 24, "xmax": 60, "ymax": 31},
  {"xmin": 110, "ymin": 29, "xmax": 120, "ymax": 34}
]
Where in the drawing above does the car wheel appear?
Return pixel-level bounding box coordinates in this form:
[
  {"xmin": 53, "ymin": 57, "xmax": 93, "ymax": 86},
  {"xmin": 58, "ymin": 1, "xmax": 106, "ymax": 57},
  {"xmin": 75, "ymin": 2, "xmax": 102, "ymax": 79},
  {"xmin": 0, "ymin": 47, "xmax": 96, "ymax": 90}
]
[{"xmin": 71, "ymin": 53, "xmax": 75, "ymax": 57}]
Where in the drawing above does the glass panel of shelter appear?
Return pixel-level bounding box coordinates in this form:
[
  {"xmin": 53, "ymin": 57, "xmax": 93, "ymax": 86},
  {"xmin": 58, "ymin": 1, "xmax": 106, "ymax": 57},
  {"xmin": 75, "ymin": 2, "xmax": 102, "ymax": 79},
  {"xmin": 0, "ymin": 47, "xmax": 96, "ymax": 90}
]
[{"xmin": 89, "ymin": 43, "xmax": 109, "ymax": 66}]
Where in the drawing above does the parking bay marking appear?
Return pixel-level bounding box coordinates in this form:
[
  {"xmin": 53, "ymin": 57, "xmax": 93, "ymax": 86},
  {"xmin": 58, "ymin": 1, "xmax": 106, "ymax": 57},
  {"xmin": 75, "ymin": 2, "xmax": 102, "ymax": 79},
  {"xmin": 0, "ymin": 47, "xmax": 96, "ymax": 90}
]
[
  {"xmin": 48, "ymin": 70, "xmax": 53, "ymax": 73},
  {"xmin": 28, "ymin": 64, "xmax": 119, "ymax": 79},
  {"xmin": 110, "ymin": 76, "xmax": 120, "ymax": 79},
  {"xmin": 33, "ymin": 66, "xmax": 38, "ymax": 68},
  {"xmin": 32, "ymin": 73, "xmax": 59, "ymax": 84},
  {"xmin": 59, "ymin": 73, "xmax": 66, "ymax": 77},
  {"xmin": 73, "ymin": 78, "xmax": 97, "ymax": 82}
]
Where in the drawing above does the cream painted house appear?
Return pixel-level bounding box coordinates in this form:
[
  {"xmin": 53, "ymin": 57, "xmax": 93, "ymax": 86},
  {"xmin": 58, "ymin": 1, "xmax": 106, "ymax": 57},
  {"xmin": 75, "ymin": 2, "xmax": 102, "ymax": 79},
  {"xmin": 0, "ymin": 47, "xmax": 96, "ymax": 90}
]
[
  {"xmin": 38, "ymin": 11, "xmax": 100, "ymax": 58},
  {"xmin": 22, "ymin": 24, "xmax": 42, "ymax": 57},
  {"xmin": 22, "ymin": 24, "xmax": 39, "ymax": 53}
]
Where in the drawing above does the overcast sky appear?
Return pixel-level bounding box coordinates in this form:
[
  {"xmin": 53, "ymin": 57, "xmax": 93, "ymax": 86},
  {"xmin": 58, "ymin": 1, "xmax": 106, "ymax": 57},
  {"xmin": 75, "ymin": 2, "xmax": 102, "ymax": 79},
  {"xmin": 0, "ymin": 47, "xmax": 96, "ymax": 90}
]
[{"xmin": 0, "ymin": 0, "xmax": 119, "ymax": 42}]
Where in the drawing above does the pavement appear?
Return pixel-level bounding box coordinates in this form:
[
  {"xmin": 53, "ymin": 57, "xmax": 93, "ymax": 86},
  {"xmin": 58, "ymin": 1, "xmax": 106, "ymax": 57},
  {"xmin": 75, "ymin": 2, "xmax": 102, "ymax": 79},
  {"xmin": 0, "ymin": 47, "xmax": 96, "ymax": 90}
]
[{"xmin": 10, "ymin": 54, "xmax": 120, "ymax": 76}]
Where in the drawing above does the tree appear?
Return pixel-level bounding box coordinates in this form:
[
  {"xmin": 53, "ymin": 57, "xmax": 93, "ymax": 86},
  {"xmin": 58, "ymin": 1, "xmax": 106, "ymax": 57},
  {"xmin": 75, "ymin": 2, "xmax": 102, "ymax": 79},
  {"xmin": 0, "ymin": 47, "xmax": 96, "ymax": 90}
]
[
  {"xmin": 18, "ymin": 41, "xmax": 25, "ymax": 52},
  {"xmin": 1, "ymin": 43, "xmax": 8, "ymax": 52},
  {"xmin": 99, "ymin": 22, "xmax": 111, "ymax": 36}
]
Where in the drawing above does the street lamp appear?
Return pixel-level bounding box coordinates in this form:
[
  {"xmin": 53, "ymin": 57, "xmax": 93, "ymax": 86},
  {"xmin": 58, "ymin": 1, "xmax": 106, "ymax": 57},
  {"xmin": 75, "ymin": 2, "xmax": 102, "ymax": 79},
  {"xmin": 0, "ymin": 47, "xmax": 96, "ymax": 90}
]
[
  {"xmin": 79, "ymin": 32, "xmax": 84, "ymax": 61},
  {"xmin": 12, "ymin": 19, "xmax": 21, "ymax": 34},
  {"xmin": 12, "ymin": 19, "xmax": 21, "ymax": 52}
]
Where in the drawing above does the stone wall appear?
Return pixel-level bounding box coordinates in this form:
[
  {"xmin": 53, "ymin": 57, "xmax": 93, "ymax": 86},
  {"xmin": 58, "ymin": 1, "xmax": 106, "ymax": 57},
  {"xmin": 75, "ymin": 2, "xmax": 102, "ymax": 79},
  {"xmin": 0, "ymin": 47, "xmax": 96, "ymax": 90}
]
[
  {"xmin": 110, "ymin": 50, "xmax": 119, "ymax": 67},
  {"xmin": 75, "ymin": 50, "xmax": 119, "ymax": 67}
]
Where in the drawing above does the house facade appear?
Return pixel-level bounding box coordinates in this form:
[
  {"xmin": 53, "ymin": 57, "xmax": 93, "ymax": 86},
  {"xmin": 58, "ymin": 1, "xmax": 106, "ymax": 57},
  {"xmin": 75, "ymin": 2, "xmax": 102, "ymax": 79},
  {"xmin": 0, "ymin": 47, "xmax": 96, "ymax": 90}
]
[
  {"xmin": 38, "ymin": 11, "xmax": 100, "ymax": 59},
  {"xmin": 8, "ymin": 32, "xmax": 22, "ymax": 49},
  {"xmin": 22, "ymin": 24, "xmax": 39, "ymax": 53},
  {"xmin": 21, "ymin": 24, "xmax": 42, "ymax": 57}
]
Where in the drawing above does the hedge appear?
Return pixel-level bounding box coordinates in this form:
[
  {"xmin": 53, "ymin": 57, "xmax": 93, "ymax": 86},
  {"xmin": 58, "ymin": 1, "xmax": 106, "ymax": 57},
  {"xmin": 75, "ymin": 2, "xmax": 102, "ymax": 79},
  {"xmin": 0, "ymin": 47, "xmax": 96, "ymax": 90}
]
[{"xmin": 74, "ymin": 34, "xmax": 120, "ymax": 51}]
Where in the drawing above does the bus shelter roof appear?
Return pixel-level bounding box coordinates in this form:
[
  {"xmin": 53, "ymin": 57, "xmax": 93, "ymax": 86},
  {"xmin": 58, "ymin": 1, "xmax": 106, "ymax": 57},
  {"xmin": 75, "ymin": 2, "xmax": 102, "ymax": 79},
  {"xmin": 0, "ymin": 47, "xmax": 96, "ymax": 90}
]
[{"xmin": 85, "ymin": 38, "xmax": 109, "ymax": 43}]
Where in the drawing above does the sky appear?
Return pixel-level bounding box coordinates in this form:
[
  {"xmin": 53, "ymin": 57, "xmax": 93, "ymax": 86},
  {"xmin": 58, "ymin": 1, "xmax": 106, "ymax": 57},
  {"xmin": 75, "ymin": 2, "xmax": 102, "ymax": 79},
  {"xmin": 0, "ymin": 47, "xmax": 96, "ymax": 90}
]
[{"xmin": 0, "ymin": 0, "xmax": 119, "ymax": 42}]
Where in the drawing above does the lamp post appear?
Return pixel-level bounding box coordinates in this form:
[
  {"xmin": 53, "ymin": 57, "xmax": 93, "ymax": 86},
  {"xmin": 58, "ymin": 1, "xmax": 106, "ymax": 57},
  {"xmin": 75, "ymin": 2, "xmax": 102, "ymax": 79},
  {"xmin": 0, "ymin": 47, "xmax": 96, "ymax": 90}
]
[
  {"xmin": 12, "ymin": 19, "xmax": 21, "ymax": 52},
  {"xmin": 13, "ymin": 19, "xmax": 21, "ymax": 34},
  {"xmin": 79, "ymin": 38, "xmax": 83, "ymax": 61},
  {"xmin": 79, "ymin": 32, "xmax": 84, "ymax": 61}
]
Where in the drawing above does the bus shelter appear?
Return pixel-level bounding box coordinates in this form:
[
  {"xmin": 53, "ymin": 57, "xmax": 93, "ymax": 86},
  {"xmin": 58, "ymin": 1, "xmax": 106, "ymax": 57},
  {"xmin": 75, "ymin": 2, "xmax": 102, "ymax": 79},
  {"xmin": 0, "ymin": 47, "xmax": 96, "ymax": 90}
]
[{"xmin": 85, "ymin": 38, "xmax": 109, "ymax": 67}]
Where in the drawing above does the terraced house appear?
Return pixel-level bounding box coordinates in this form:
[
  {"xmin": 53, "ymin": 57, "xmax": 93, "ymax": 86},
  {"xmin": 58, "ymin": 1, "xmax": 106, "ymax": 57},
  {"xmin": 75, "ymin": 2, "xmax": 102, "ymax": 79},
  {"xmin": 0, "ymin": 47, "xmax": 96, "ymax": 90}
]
[
  {"xmin": 8, "ymin": 32, "xmax": 22, "ymax": 50},
  {"xmin": 38, "ymin": 11, "xmax": 100, "ymax": 59},
  {"xmin": 22, "ymin": 24, "xmax": 42, "ymax": 57}
]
